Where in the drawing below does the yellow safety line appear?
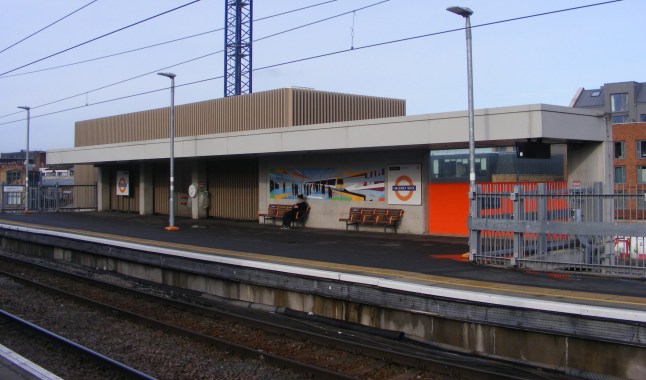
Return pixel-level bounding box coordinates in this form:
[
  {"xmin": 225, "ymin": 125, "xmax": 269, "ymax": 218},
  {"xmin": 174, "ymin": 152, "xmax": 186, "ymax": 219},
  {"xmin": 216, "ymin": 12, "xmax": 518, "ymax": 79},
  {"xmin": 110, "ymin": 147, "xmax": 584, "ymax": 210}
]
[{"xmin": 3, "ymin": 219, "xmax": 646, "ymax": 308}]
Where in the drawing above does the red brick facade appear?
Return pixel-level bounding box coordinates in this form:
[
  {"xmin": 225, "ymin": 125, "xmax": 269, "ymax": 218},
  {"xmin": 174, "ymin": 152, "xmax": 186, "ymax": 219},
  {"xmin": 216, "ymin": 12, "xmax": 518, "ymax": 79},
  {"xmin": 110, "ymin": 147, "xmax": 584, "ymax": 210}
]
[{"xmin": 613, "ymin": 122, "xmax": 646, "ymax": 186}]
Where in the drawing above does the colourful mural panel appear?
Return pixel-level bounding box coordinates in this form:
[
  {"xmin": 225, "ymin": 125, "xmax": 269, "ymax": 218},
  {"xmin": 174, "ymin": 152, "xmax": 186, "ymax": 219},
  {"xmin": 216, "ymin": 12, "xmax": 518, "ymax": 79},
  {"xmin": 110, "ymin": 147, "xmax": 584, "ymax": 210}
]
[{"xmin": 269, "ymin": 167, "xmax": 385, "ymax": 202}]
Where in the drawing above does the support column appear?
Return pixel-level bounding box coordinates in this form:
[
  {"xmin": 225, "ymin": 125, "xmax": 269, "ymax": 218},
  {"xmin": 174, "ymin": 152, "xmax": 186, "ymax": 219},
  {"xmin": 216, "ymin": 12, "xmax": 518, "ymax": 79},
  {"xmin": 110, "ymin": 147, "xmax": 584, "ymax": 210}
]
[
  {"xmin": 191, "ymin": 161, "xmax": 208, "ymax": 219},
  {"xmin": 139, "ymin": 162, "xmax": 154, "ymax": 215},
  {"xmin": 96, "ymin": 167, "xmax": 110, "ymax": 212}
]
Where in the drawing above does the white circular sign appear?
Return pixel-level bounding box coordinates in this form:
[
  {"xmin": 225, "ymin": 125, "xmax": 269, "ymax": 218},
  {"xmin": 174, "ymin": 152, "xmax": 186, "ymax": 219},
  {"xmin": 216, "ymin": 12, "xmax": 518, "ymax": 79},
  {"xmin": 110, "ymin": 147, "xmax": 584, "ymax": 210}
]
[{"xmin": 188, "ymin": 184, "xmax": 197, "ymax": 198}]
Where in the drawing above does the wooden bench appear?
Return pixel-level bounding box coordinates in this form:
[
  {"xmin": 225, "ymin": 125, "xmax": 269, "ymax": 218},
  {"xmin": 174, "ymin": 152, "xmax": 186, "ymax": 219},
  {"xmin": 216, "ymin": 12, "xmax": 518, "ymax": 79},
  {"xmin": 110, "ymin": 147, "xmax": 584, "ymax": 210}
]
[
  {"xmin": 339, "ymin": 207, "xmax": 404, "ymax": 233},
  {"xmin": 258, "ymin": 204, "xmax": 310, "ymax": 227},
  {"xmin": 338, "ymin": 207, "xmax": 363, "ymax": 230}
]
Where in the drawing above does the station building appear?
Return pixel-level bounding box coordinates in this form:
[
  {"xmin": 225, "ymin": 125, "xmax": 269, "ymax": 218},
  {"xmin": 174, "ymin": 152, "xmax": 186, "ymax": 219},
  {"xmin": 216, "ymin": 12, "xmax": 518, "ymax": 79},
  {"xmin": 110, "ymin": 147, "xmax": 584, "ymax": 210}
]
[{"xmin": 48, "ymin": 88, "xmax": 609, "ymax": 236}]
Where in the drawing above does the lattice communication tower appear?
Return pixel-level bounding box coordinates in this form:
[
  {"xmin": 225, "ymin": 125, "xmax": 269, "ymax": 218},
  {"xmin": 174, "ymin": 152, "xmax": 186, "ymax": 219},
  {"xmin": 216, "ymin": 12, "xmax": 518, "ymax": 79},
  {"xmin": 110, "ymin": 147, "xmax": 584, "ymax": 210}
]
[{"xmin": 224, "ymin": 0, "xmax": 253, "ymax": 97}]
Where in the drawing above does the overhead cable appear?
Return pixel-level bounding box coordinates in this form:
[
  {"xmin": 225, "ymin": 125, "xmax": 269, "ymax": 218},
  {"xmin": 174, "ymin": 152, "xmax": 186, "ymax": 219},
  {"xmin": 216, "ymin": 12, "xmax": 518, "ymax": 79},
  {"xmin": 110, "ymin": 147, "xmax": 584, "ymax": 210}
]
[
  {"xmin": 0, "ymin": 0, "xmax": 388, "ymax": 117},
  {"xmin": 0, "ymin": 0, "xmax": 339, "ymax": 79},
  {"xmin": 0, "ymin": 0, "xmax": 623, "ymax": 127},
  {"xmin": 0, "ymin": 0, "xmax": 100, "ymax": 55},
  {"xmin": 0, "ymin": 0, "xmax": 201, "ymax": 77}
]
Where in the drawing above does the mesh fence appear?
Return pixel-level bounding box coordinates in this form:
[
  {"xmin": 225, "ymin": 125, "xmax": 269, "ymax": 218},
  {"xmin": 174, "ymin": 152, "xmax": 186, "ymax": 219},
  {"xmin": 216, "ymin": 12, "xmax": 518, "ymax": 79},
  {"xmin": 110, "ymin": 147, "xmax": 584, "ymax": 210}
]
[
  {"xmin": 1, "ymin": 184, "xmax": 97, "ymax": 212},
  {"xmin": 470, "ymin": 182, "xmax": 646, "ymax": 277}
]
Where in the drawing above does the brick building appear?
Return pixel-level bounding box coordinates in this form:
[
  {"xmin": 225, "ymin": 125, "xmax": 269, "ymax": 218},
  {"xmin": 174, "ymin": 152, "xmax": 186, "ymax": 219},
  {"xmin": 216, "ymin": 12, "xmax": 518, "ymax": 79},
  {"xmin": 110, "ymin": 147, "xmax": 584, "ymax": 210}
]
[
  {"xmin": 571, "ymin": 81, "xmax": 646, "ymax": 186},
  {"xmin": 0, "ymin": 151, "xmax": 46, "ymax": 186},
  {"xmin": 611, "ymin": 122, "xmax": 646, "ymax": 186}
]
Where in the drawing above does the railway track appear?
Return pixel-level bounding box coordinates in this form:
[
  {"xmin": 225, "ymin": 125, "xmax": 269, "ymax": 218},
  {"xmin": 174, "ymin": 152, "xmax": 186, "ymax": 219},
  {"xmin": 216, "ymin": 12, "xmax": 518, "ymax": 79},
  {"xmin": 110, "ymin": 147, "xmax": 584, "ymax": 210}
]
[
  {"xmin": 0, "ymin": 309, "xmax": 154, "ymax": 379},
  {"xmin": 0, "ymin": 253, "xmax": 568, "ymax": 379}
]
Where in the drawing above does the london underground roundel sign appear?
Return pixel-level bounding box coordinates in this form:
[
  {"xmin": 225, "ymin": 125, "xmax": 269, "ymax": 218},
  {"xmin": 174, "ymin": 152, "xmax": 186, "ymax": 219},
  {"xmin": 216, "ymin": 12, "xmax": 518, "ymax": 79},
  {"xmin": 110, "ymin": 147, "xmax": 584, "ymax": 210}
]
[
  {"xmin": 116, "ymin": 171, "xmax": 130, "ymax": 196},
  {"xmin": 387, "ymin": 165, "xmax": 421, "ymax": 205}
]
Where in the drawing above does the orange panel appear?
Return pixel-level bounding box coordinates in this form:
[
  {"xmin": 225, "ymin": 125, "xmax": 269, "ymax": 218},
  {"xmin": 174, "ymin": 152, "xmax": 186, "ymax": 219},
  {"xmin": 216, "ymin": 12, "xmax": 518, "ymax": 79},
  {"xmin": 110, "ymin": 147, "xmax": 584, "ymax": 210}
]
[{"xmin": 428, "ymin": 183, "xmax": 470, "ymax": 236}]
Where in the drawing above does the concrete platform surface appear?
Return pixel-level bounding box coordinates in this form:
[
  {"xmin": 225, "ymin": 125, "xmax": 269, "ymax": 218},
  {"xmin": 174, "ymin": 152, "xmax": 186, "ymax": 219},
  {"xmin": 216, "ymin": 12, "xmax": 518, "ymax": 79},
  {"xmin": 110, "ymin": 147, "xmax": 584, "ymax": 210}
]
[
  {"xmin": 0, "ymin": 344, "xmax": 61, "ymax": 380},
  {"xmin": 1, "ymin": 211, "xmax": 645, "ymax": 313}
]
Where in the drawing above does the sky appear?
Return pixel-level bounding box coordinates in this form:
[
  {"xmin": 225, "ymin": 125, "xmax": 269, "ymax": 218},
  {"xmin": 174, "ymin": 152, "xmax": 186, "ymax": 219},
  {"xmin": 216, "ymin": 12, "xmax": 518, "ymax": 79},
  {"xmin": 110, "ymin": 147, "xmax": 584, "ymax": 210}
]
[{"xmin": 0, "ymin": 0, "xmax": 643, "ymax": 154}]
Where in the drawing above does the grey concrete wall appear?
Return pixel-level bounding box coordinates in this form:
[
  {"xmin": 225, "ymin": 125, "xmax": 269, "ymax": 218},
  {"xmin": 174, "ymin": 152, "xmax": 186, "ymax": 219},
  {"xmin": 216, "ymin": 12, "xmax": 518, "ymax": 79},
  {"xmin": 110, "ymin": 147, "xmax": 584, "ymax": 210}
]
[{"xmin": 567, "ymin": 142, "xmax": 608, "ymax": 184}]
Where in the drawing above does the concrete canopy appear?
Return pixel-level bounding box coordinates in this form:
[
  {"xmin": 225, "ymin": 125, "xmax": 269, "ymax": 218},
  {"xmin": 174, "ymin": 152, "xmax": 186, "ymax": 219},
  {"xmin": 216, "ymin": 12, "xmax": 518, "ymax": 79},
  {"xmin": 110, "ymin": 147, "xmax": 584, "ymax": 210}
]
[{"xmin": 48, "ymin": 104, "xmax": 604, "ymax": 165}]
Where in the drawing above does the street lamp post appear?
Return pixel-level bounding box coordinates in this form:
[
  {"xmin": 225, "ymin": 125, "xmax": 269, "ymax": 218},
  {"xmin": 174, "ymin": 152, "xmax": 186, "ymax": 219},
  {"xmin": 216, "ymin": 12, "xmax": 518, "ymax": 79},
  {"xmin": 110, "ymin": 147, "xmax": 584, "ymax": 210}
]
[
  {"xmin": 447, "ymin": 6, "xmax": 475, "ymax": 196},
  {"xmin": 448, "ymin": 6, "xmax": 476, "ymax": 261},
  {"xmin": 158, "ymin": 72, "xmax": 179, "ymax": 231},
  {"xmin": 17, "ymin": 106, "xmax": 30, "ymax": 213}
]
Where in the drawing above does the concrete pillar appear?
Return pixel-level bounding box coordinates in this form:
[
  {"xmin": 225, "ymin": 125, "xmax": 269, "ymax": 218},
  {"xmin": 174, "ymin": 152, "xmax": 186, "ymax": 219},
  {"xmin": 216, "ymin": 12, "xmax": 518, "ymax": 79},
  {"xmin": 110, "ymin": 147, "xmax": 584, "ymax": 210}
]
[
  {"xmin": 139, "ymin": 162, "xmax": 154, "ymax": 215},
  {"xmin": 96, "ymin": 167, "xmax": 110, "ymax": 212},
  {"xmin": 190, "ymin": 161, "xmax": 208, "ymax": 219}
]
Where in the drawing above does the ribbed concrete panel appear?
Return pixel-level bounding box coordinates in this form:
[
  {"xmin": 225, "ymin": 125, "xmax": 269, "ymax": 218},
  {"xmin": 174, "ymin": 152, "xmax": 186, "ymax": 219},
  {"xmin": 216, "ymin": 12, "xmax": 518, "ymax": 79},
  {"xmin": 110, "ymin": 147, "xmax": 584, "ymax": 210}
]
[
  {"xmin": 74, "ymin": 88, "xmax": 405, "ymax": 147},
  {"xmin": 153, "ymin": 161, "xmax": 169, "ymax": 215},
  {"xmin": 208, "ymin": 159, "xmax": 258, "ymax": 220},
  {"xmin": 290, "ymin": 89, "xmax": 402, "ymax": 126},
  {"xmin": 72, "ymin": 164, "xmax": 97, "ymax": 209},
  {"xmin": 73, "ymin": 164, "xmax": 96, "ymax": 185}
]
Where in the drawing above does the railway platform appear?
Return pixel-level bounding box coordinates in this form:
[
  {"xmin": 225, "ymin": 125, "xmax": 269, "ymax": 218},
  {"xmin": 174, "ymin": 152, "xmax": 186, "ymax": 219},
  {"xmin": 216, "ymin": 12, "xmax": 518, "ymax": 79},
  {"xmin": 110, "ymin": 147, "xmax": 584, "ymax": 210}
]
[
  {"xmin": 0, "ymin": 211, "xmax": 644, "ymax": 305},
  {"xmin": 1, "ymin": 211, "xmax": 645, "ymax": 378},
  {"xmin": 0, "ymin": 344, "xmax": 61, "ymax": 380}
]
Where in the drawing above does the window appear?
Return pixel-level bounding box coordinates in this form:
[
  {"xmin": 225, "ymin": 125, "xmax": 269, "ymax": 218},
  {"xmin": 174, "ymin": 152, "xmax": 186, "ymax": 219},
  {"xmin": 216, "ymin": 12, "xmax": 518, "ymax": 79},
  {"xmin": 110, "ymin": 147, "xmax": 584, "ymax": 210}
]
[
  {"xmin": 641, "ymin": 114, "xmax": 646, "ymax": 122},
  {"xmin": 612, "ymin": 115, "xmax": 628, "ymax": 124},
  {"xmin": 638, "ymin": 166, "xmax": 646, "ymax": 184},
  {"xmin": 591, "ymin": 90, "xmax": 601, "ymax": 97},
  {"xmin": 6, "ymin": 171, "xmax": 21, "ymax": 184},
  {"xmin": 611, "ymin": 93, "xmax": 628, "ymax": 112},
  {"xmin": 639, "ymin": 192, "xmax": 646, "ymax": 209},
  {"xmin": 638, "ymin": 141, "xmax": 646, "ymax": 159},
  {"xmin": 615, "ymin": 166, "xmax": 626, "ymax": 184},
  {"xmin": 615, "ymin": 190, "xmax": 627, "ymax": 210},
  {"xmin": 614, "ymin": 141, "xmax": 625, "ymax": 159}
]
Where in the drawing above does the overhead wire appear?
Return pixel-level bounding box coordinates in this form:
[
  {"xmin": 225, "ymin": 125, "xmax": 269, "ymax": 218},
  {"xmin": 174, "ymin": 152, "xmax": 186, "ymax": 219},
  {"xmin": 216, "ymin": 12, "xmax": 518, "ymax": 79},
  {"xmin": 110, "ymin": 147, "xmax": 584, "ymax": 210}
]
[
  {"xmin": 0, "ymin": 0, "xmax": 202, "ymax": 77},
  {"xmin": 0, "ymin": 0, "xmax": 388, "ymax": 119},
  {"xmin": 0, "ymin": 0, "xmax": 339, "ymax": 79},
  {"xmin": 0, "ymin": 0, "xmax": 100, "ymax": 55},
  {"xmin": 0, "ymin": 0, "xmax": 623, "ymax": 127}
]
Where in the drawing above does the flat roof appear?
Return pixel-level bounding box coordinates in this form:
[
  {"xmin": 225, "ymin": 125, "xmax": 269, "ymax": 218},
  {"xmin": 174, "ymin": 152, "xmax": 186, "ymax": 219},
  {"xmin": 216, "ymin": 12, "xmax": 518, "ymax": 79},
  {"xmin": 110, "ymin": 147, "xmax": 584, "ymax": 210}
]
[{"xmin": 48, "ymin": 104, "xmax": 604, "ymax": 165}]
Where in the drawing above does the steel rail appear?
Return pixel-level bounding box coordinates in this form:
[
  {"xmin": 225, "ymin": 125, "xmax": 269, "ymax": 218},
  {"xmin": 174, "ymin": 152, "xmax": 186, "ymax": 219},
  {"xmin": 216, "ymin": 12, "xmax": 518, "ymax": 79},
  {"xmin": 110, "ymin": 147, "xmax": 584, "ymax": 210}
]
[
  {"xmin": 0, "ymin": 308, "xmax": 155, "ymax": 380},
  {"xmin": 0, "ymin": 254, "xmax": 570, "ymax": 379}
]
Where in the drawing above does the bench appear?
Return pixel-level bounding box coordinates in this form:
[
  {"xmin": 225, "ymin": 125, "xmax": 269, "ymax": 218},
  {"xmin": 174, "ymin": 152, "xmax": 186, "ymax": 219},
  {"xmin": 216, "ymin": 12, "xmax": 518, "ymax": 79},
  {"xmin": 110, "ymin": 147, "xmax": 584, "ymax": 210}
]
[
  {"xmin": 258, "ymin": 204, "xmax": 310, "ymax": 227},
  {"xmin": 339, "ymin": 207, "xmax": 404, "ymax": 233}
]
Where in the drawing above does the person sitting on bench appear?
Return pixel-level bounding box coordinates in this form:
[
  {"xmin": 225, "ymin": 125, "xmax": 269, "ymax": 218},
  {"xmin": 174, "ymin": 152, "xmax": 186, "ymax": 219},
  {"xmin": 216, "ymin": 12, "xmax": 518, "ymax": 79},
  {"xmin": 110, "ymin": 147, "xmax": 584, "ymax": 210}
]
[{"xmin": 282, "ymin": 194, "xmax": 308, "ymax": 230}]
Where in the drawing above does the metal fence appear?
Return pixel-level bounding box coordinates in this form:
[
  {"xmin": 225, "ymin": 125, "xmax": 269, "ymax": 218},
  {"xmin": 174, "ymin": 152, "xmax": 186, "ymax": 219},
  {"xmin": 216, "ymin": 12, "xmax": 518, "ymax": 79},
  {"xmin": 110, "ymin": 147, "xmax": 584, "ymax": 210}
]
[
  {"xmin": 470, "ymin": 182, "xmax": 646, "ymax": 277},
  {"xmin": 1, "ymin": 184, "xmax": 97, "ymax": 213}
]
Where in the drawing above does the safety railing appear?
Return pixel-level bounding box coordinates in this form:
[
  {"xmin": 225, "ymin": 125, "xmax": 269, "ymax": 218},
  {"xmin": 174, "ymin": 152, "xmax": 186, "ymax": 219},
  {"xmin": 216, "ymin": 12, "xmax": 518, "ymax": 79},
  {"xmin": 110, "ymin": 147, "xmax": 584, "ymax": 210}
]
[
  {"xmin": 469, "ymin": 182, "xmax": 646, "ymax": 277},
  {"xmin": 1, "ymin": 184, "xmax": 97, "ymax": 213}
]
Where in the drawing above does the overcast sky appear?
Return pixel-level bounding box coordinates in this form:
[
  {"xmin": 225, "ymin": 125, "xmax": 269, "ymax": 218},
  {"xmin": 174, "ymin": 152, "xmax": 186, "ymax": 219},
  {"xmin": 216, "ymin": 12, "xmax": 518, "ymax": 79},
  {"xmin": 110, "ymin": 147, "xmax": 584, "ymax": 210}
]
[{"xmin": 0, "ymin": 0, "xmax": 642, "ymax": 154}]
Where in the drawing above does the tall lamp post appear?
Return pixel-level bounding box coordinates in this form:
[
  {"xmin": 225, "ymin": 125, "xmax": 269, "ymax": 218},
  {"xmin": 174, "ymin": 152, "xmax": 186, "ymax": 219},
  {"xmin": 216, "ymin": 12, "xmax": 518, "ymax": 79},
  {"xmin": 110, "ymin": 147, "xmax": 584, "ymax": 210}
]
[
  {"xmin": 158, "ymin": 72, "xmax": 179, "ymax": 231},
  {"xmin": 447, "ymin": 6, "xmax": 475, "ymax": 196},
  {"xmin": 448, "ymin": 6, "xmax": 476, "ymax": 260},
  {"xmin": 17, "ymin": 106, "xmax": 31, "ymax": 213}
]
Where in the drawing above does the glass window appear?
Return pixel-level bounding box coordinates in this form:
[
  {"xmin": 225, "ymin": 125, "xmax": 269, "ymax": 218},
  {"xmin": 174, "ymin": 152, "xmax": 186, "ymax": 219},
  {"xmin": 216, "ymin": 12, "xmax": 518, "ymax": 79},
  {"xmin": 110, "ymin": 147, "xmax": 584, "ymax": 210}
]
[
  {"xmin": 6, "ymin": 171, "xmax": 21, "ymax": 184},
  {"xmin": 615, "ymin": 190, "xmax": 627, "ymax": 210},
  {"xmin": 615, "ymin": 166, "xmax": 626, "ymax": 184},
  {"xmin": 429, "ymin": 146, "xmax": 564, "ymax": 183},
  {"xmin": 638, "ymin": 141, "xmax": 646, "ymax": 159},
  {"xmin": 611, "ymin": 93, "xmax": 628, "ymax": 112},
  {"xmin": 614, "ymin": 141, "xmax": 625, "ymax": 159},
  {"xmin": 639, "ymin": 191, "xmax": 646, "ymax": 209},
  {"xmin": 641, "ymin": 114, "xmax": 646, "ymax": 122},
  {"xmin": 591, "ymin": 91, "xmax": 601, "ymax": 97},
  {"xmin": 639, "ymin": 166, "xmax": 646, "ymax": 184},
  {"xmin": 612, "ymin": 115, "xmax": 628, "ymax": 124}
]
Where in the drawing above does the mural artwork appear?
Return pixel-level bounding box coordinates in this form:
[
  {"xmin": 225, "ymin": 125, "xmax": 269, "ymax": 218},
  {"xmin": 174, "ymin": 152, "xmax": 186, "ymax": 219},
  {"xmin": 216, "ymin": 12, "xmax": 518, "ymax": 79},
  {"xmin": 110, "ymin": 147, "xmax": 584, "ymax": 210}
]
[{"xmin": 269, "ymin": 167, "xmax": 385, "ymax": 202}]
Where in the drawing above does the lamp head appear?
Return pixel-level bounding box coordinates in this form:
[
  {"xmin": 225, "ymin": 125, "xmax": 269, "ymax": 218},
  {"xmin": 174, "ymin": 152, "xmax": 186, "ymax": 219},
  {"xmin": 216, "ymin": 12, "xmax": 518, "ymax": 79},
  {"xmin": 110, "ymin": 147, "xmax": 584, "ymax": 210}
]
[
  {"xmin": 17, "ymin": 106, "xmax": 30, "ymax": 111},
  {"xmin": 157, "ymin": 72, "xmax": 176, "ymax": 79},
  {"xmin": 447, "ymin": 6, "xmax": 473, "ymax": 17}
]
